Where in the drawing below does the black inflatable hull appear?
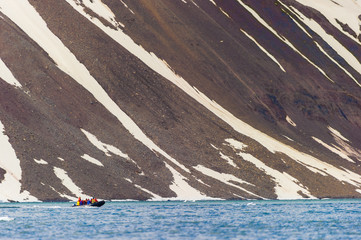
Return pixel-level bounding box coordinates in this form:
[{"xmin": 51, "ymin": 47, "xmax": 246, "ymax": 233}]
[
  {"xmin": 91, "ymin": 200, "xmax": 105, "ymax": 207},
  {"xmin": 72, "ymin": 200, "xmax": 105, "ymax": 207}
]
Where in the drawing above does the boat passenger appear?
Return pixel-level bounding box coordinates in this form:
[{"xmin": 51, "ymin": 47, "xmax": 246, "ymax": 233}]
[{"xmin": 76, "ymin": 197, "xmax": 81, "ymax": 206}]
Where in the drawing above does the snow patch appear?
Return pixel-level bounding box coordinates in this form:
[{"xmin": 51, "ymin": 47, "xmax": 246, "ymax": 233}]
[
  {"xmin": 328, "ymin": 127, "xmax": 361, "ymax": 162},
  {"xmin": 134, "ymin": 184, "xmax": 162, "ymax": 199},
  {"xmin": 225, "ymin": 138, "xmax": 247, "ymax": 151},
  {"xmin": 312, "ymin": 126, "xmax": 361, "ymax": 163},
  {"xmin": 209, "ymin": 0, "xmax": 216, "ymax": 6},
  {"xmin": 193, "ymin": 165, "xmax": 261, "ymax": 199},
  {"xmin": 166, "ymin": 163, "xmax": 208, "ymax": 200},
  {"xmin": 219, "ymin": 152, "xmax": 238, "ymax": 168},
  {"xmin": 34, "ymin": 159, "xmax": 48, "ymax": 165},
  {"xmin": 53, "ymin": 167, "xmax": 90, "ymax": 199},
  {"xmin": 211, "ymin": 143, "xmax": 238, "ymax": 167},
  {"xmin": 79, "ymin": 0, "xmax": 123, "ymax": 28},
  {"xmin": 49, "ymin": 185, "xmax": 77, "ymax": 201},
  {"xmin": 286, "ymin": 116, "xmax": 297, "ymax": 127},
  {"xmin": 328, "ymin": 126, "xmax": 349, "ymax": 142},
  {"xmin": 225, "ymin": 139, "xmax": 315, "ymax": 199},
  {"xmin": 0, "ymin": 120, "xmax": 37, "ymax": 202},
  {"xmin": 0, "ymin": 58, "xmax": 22, "ymax": 87},
  {"xmin": 295, "ymin": 0, "xmax": 361, "ymax": 43},
  {"xmin": 312, "ymin": 137, "xmax": 354, "ymax": 163},
  {"xmin": 81, "ymin": 129, "xmax": 128, "ymax": 158},
  {"xmin": 81, "ymin": 154, "xmax": 104, "ymax": 167}
]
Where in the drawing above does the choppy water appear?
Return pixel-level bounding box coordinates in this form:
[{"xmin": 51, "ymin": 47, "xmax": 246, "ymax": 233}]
[{"xmin": 0, "ymin": 199, "xmax": 360, "ymax": 239}]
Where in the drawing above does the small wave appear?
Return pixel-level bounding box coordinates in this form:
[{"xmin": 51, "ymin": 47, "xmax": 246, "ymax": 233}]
[
  {"xmin": 27, "ymin": 205, "xmax": 62, "ymax": 209},
  {"xmin": 247, "ymin": 202, "xmax": 256, "ymax": 206},
  {"xmin": 0, "ymin": 216, "xmax": 14, "ymax": 221}
]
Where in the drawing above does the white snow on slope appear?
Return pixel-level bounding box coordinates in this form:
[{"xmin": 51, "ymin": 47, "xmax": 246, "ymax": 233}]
[
  {"xmin": 211, "ymin": 143, "xmax": 238, "ymax": 167},
  {"xmin": 312, "ymin": 136, "xmax": 355, "ymax": 163},
  {"xmin": 81, "ymin": 129, "xmax": 142, "ymax": 169},
  {"xmin": 80, "ymin": 0, "xmax": 124, "ymax": 28},
  {"xmin": 166, "ymin": 163, "xmax": 209, "ymax": 200},
  {"xmin": 0, "ymin": 121, "xmax": 37, "ymax": 202},
  {"xmin": 312, "ymin": 126, "xmax": 361, "ymax": 163},
  {"xmin": 286, "ymin": 116, "xmax": 297, "ymax": 127},
  {"xmin": 295, "ymin": 0, "xmax": 361, "ymax": 43},
  {"xmin": 289, "ymin": 6, "xmax": 361, "ymax": 87},
  {"xmin": 240, "ymin": 29, "xmax": 286, "ymax": 72},
  {"xmin": 49, "ymin": 185, "xmax": 76, "ymax": 200},
  {"xmin": 81, "ymin": 154, "xmax": 104, "ymax": 166},
  {"xmin": 328, "ymin": 126, "xmax": 349, "ymax": 142},
  {"xmin": 225, "ymin": 139, "xmax": 315, "ymax": 199},
  {"xmin": 0, "ymin": 58, "xmax": 22, "ymax": 87},
  {"xmin": 209, "ymin": 0, "xmax": 216, "ymax": 6},
  {"xmin": 1, "ymin": 0, "xmax": 360, "ymax": 200},
  {"xmin": 279, "ymin": 1, "xmax": 360, "ymax": 86},
  {"xmin": 53, "ymin": 167, "xmax": 90, "ymax": 200},
  {"xmin": 219, "ymin": 152, "xmax": 238, "ymax": 168},
  {"xmin": 193, "ymin": 165, "xmax": 261, "ymax": 199},
  {"xmin": 0, "ymin": 0, "xmax": 202, "ymax": 199},
  {"xmin": 34, "ymin": 158, "xmax": 48, "ymax": 165},
  {"xmin": 124, "ymin": 178, "xmax": 162, "ymax": 199},
  {"xmin": 236, "ymin": 0, "xmax": 333, "ymax": 82},
  {"xmin": 81, "ymin": 129, "xmax": 129, "ymax": 158},
  {"xmin": 70, "ymin": 0, "xmax": 361, "ymax": 192},
  {"xmin": 120, "ymin": 0, "xmax": 135, "ymax": 14}
]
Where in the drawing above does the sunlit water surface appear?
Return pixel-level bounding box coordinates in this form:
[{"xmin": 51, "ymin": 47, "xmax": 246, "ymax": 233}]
[{"xmin": 0, "ymin": 199, "xmax": 360, "ymax": 239}]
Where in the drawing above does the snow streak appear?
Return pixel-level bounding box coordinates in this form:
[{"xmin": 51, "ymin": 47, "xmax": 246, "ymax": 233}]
[
  {"xmin": 236, "ymin": 0, "xmax": 334, "ymax": 82},
  {"xmin": 285, "ymin": 5, "xmax": 361, "ymax": 87},
  {"xmin": 225, "ymin": 139, "xmax": 315, "ymax": 199},
  {"xmin": 53, "ymin": 167, "xmax": 90, "ymax": 200},
  {"xmin": 295, "ymin": 0, "xmax": 361, "ymax": 44},
  {"xmin": 0, "ymin": 121, "xmax": 37, "ymax": 202},
  {"xmin": 193, "ymin": 165, "xmax": 260, "ymax": 199},
  {"xmin": 240, "ymin": 29, "xmax": 286, "ymax": 72},
  {"xmin": 0, "ymin": 58, "xmax": 22, "ymax": 87}
]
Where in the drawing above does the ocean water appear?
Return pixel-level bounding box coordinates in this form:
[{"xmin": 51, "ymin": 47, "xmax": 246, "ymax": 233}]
[{"xmin": 0, "ymin": 199, "xmax": 360, "ymax": 239}]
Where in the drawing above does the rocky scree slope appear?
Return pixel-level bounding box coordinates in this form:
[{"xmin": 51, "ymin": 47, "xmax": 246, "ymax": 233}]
[{"xmin": 0, "ymin": 0, "xmax": 361, "ymax": 201}]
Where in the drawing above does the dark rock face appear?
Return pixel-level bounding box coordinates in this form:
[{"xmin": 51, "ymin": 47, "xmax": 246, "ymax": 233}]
[{"xmin": 0, "ymin": 0, "xmax": 361, "ymax": 201}]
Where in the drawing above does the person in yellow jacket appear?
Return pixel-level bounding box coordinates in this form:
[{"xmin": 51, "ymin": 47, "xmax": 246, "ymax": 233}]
[{"xmin": 76, "ymin": 197, "xmax": 81, "ymax": 206}]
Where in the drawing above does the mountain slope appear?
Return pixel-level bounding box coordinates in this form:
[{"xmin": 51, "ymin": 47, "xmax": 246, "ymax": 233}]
[{"xmin": 0, "ymin": 0, "xmax": 361, "ymax": 201}]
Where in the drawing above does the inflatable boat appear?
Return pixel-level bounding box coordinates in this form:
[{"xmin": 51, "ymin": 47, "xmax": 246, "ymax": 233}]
[{"xmin": 72, "ymin": 200, "xmax": 105, "ymax": 207}]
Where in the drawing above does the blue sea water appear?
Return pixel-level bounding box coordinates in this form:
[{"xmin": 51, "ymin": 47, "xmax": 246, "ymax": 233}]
[{"xmin": 0, "ymin": 199, "xmax": 360, "ymax": 239}]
